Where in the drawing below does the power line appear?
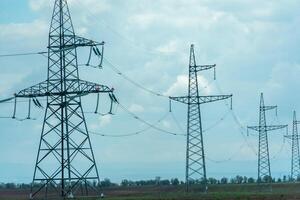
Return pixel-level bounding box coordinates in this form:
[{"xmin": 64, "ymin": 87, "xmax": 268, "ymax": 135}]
[
  {"xmin": 118, "ymin": 102, "xmax": 186, "ymax": 136},
  {"xmin": 71, "ymin": 0, "xmax": 171, "ymax": 57},
  {"xmin": 0, "ymin": 51, "xmax": 46, "ymax": 58},
  {"xmin": 206, "ymin": 141, "xmax": 246, "ymax": 164},
  {"xmin": 103, "ymin": 58, "xmax": 168, "ymax": 98},
  {"xmin": 89, "ymin": 111, "xmax": 170, "ymax": 138}
]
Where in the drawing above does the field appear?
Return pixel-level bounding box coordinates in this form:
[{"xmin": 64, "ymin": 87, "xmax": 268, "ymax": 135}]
[{"xmin": 1, "ymin": 183, "xmax": 300, "ymax": 200}]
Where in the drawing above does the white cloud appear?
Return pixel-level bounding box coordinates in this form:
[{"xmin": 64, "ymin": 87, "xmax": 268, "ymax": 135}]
[
  {"xmin": 164, "ymin": 75, "xmax": 188, "ymax": 96},
  {"xmin": 164, "ymin": 74, "xmax": 212, "ymax": 96},
  {"xmin": 0, "ymin": 20, "xmax": 47, "ymax": 41},
  {"xmin": 0, "ymin": 73, "xmax": 30, "ymax": 96},
  {"xmin": 29, "ymin": 0, "xmax": 52, "ymax": 11},
  {"xmin": 128, "ymin": 104, "xmax": 144, "ymax": 113},
  {"xmin": 99, "ymin": 115, "xmax": 112, "ymax": 127},
  {"xmin": 29, "ymin": 0, "xmax": 110, "ymax": 14},
  {"xmin": 156, "ymin": 40, "xmax": 180, "ymax": 54},
  {"xmin": 162, "ymin": 120, "xmax": 171, "ymax": 129}
]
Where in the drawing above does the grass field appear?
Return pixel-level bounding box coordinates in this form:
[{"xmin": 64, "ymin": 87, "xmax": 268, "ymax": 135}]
[{"xmin": 1, "ymin": 183, "xmax": 300, "ymax": 200}]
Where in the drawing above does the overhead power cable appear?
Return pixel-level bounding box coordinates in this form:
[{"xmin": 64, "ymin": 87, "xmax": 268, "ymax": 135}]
[
  {"xmin": 206, "ymin": 141, "xmax": 247, "ymax": 163},
  {"xmin": 118, "ymin": 102, "xmax": 186, "ymax": 136},
  {"xmin": 0, "ymin": 51, "xmax": 46, "ymax": 58},
  {"xmin": 103, "ymin": 58, "xmax": 168, "ymax": 98},
  {"xmin": 89, "ymin": 111, "xmax": 170, "ymax": 138}
]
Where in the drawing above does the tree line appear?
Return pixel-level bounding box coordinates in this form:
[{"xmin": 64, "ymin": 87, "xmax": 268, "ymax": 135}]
[{"xmin": 0, "ymin": 175, "xmax": 298, "ymax": 189}]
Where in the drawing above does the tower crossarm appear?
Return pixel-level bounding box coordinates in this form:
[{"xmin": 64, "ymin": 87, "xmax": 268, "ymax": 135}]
[
  {"xmin": 262, "ymin": 105, "xmax": 277, "ymax": 112},
  {"xmin": 74, "ymin": 35, "xmax": 104, "ymax": 47},
  {"xmin": 169, "ymin": 96, "xmax": 189, "ymax": 104},
  {"xmin": 285, "ymin": 135, "xmax": 300, "ymax": 140},
  {"xmin": 191, "ymin": 64, "xmax": 216, "ymax": 72},
  {"xmin": 49, "ymin": 35, "xmax": 104, "ymax": 50},
  {"xmin": 197, "ymin": 95, "xmax": 232, "ymax": 104},
  {"xmin": 247, "ymin": 125, "xmax": 288, "ymax": 132},
  {"xmin": 15, "ymin": 79, "xmax": 113, "ymax": 98},
  {"xmin": 169, "ymin": 94, "xmax": 232, "ymax": 105}
]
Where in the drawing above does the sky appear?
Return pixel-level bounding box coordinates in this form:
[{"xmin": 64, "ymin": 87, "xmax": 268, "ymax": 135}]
[{"xmin": 0, "ymin": 0, "xmax": 300, "ymax": 183}]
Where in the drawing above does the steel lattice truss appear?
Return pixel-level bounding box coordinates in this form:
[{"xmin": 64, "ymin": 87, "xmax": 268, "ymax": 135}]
[
  {"xmin": 170, "ymin": 45, "xmax": 232, "ymax": 192},
  {"xmin": 13, "ymin": 0, "xmax": 114, "ymax": 198},
  {"xmin": 248, "ymin": 93, "xmax": 287, "ymax": 188},
  {"xmin": 285, "ymin": 111, "xmax": 300, "ymax": 181}
]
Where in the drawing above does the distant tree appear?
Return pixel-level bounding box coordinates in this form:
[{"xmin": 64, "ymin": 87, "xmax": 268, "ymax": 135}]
[
  {"xmin": 160, "ymin": 180, "xmax": 170, "ymax": 185},
  {"xmin": 171, "ymin": 178, "xmax": 179, "ymax": 186},
  {"xmin": 283, "ymin": 175, "xmax": 287, "ymax": 182},
  {"xmin": 121, "ymin": 179, "xmax": 129, "ymax": 187},
  {"xmin": 220, "ymin": 177, "xmax": 228, "ymax": 184},
  {"xmin": 230, "ymin": 178, "xmax": 235, "ymax": 184},
  {"xmin": 243, "ymin": 176, "xmax": 248, "ymax": 184},
  {"xmin": 5, "ymin": 183, "xmax": 16, "ymax": 189},
  {"xmin": 262, "ymin": 175, "xmax": 271, "ymax": 183},
  {"xmin": 247, "ymin": 177, "xmax": 255, "ymax": 184},
  {"xmin": 208, "ymin": 177, "xmax": 217, "ymax": 185},
  {"xmin": 277, "ymin": 178, "xmax": 282, "ymax": 183},
  {"xmin": 235, "ymin": 176, "xmax": 243, "ymax": 184},
  {"xmin": 100, "ymin": 178, "xmax": 115, "ymax": 187}
]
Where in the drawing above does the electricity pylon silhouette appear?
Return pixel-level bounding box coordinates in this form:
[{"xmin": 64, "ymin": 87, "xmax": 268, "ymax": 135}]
[
  {"xmin": 13, "ymin": 0, "xmax": 115, "ymax": 198},
  {"xmin": 285, "ymin": 111, "xmax": 300, "ymax": 181},
  {"xmin": 169, "ymin": 44, "xmax": 232, "ymax": 192},
  {"xmin": 248, "ymin": 93, "xmax": 287, "ymax": 190}
]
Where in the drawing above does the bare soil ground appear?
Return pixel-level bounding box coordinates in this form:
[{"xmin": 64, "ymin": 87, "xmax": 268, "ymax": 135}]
[{"xmin": 1, "ymin": 183, "xmax": 300, "ymax": 200}]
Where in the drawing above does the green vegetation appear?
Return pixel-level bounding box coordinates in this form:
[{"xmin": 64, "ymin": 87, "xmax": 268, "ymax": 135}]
[{"xmin": 1, "ymin": 181, "xmax": 300, "ymax": 200}]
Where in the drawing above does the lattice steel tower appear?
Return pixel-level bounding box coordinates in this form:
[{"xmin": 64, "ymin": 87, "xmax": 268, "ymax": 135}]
[
  {"xmin": 248, "ymin": 93, "xmax": 287, "ymax": 188},
  {"xmin": 285, "ymin": 111, "xmax": 300, "ymax": 181},
  {"xmin": 13, "ymin": 0, "xmax": 114, "ymax": 198},
  {"xmin": 169, "ymin": 44, "xmax": 232, "ymax": 192}
]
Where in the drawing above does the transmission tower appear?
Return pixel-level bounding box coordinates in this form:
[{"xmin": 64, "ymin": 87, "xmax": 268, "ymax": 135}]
[
  {"xmin": 12, "ymin": 0, "xmax": 116, "ymax": 198},
  {"xmin": 285, "ymin": 111, "xmax": 300, "ymax": 181},
  {"xmin": 169, "ymin": 44, "xmax": 232, "ymax": 192},
  {"xmin": 248, "ymin": 93, "xmax": 287, "ymax": 189}
]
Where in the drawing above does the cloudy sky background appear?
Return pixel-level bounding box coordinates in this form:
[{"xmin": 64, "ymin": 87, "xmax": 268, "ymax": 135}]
[{"xmin": 0, "ymin": 0, "xmax": 299, "ymax": 183}]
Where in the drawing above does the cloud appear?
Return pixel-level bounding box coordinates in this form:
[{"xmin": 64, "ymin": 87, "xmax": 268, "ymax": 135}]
[
  {"xmin": 164, "ymin": 74, "xmax": 212, "ymax": 96},
  {"xmin": 128, "ymin": 104, "xmax": 144, "ymax": 113},
  {"xmin": 0, "ymin": 20, "xmax": 47, "ymax": 41},
  {"xmin": 29, "ymin": 0, "xmax": 110, "ymax": 13},
  {"xmin": 156, "ymin": 40, "xmax": 181, "ymax": 54},
  {"xmin": 0, "ymin": 73, "xmax": 31, "ymax": 96},
  {"xmin": 99, "ymin": 115, "xmax": 112, "ymax": 127}
]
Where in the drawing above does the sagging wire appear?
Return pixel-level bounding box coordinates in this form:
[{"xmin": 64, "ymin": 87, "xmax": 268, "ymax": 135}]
[
  {"xmin": 0, "ymin": 51, "xmax": 47, "ymax": 58},
  {"xmin": 103, "ymin": 58, "xmax": 168, "ymax": 98},
  {"xmin": 215, "ymin": 81, "xmax": 258, "ymax": 156},
  {"xmin": 89, "ymin": 111, "xmax": 171, "ymax": 138},
  {"xmin": 270, "ymin": 136, "xmax": 286, "ymax": 160},
  {"xmin": 169, "ymin": 94, "xmax": 232, "ymax": 135},
  {"xmin": 206, "ymin": 141, "xmax": 247, "ymax": 163},
  {"xmin": 118, "ymin": 102, "xmax": 186, "ymax": 136}
]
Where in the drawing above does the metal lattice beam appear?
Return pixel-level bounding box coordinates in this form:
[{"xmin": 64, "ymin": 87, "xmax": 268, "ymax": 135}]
[
  {"xmin": 285, "ymin": 111, "xmax": 300, "ymax": 181},
  {"xmin": 12, "ymin": 0, "xmax": 113, "ymax": 198},
  {"xmin": 247, "ymin": 93, "xmax": 287, "ymax": 191},
  {"xmin": 170, "ymin": 44, "xmax": 232, "ymax": 192}
]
